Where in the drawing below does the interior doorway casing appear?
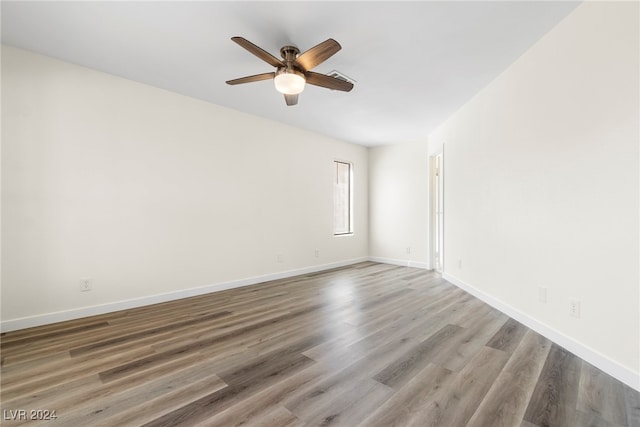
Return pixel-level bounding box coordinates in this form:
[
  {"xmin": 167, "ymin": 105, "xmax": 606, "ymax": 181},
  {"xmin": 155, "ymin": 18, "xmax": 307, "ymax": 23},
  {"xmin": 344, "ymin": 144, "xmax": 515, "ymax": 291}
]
[{"xmin": 430, "ymin": 150, "xmax": 444, "ymax": 272}]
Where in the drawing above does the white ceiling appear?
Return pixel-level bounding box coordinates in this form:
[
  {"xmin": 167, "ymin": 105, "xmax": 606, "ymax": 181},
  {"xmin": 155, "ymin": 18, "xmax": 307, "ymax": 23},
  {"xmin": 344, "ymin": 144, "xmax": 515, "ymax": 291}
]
[{"xmin": 1, "ymin": 1, "xmax": 579, "ymax": 147}]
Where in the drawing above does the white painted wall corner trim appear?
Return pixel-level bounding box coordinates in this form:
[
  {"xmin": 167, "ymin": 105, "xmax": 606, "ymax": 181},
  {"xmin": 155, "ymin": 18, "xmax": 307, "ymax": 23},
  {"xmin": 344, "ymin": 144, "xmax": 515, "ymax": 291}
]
[
  {"xmin": 367, "ymin": 256, "xmax": 430, "ymax": 270},
  {"xmin": 443, "ymin": 272, "xmax": 640, "ymax": 392},
  {"xmin": 0, "ymin": 257, "xmax": 368, "ymax": 333}
]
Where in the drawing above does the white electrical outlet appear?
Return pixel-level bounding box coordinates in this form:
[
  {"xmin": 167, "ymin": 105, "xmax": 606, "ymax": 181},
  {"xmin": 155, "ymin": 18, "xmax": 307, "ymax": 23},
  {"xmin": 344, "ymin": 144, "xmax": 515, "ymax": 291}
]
[
  {"xmin": 458, "ymin": 259, "xmax": 463, "ymax": 269},
  {"xmin": 315, "ymin": 249, "xmax": 320, "ymax": 258},
  {"xmin": 569, "ymin": 299, "xmax": 581, "ymax": 318},
  {"xmin": 277, "ymin": 253, "xmax": 284, "ymax": 263},
  {"xmin": 79, "ymin": 278, "xmax": 92, "ymax": 292},
  {"xmin": 539, "ymin": 287, "xmax": 547, "ymax": 303},
  {"xmin": 406, "ymin": 247, "xmax": 411, "ymax": 255}
]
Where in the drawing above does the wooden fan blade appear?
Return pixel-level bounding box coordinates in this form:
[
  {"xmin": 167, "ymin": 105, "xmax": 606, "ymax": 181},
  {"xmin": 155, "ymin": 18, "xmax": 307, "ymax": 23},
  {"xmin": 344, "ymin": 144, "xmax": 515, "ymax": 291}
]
[
  {"xmin": 305, "ymin": 72, "xmax": 354, "ymax": 92},
  {"xmin": 226, "ymin": 72, "xmax": 275, "ymax": 85},
  {"xmin": 231, "ymin": 36, "xmax": 284, "ymax": 68},
  {"xmin": 284, "ymin": 94, "xmax": 298, "ymax": 106},
  {"xmin": 295, "ymin": 39, "xmax": 341, "ymax": 71}
]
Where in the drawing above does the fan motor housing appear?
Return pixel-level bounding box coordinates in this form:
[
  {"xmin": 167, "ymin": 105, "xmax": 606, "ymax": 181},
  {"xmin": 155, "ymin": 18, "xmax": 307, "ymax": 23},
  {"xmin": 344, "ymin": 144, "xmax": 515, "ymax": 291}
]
[{"xmin": 280, "ymin": 46, "xmax": 300, "ymax": 61}]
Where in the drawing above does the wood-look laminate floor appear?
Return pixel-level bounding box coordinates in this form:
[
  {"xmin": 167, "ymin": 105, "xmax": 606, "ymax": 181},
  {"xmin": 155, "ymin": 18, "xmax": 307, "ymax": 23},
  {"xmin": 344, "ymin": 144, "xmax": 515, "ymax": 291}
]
[{"xmin": 1, "ymin": 262, "xmax": 638, "ymax": 427}]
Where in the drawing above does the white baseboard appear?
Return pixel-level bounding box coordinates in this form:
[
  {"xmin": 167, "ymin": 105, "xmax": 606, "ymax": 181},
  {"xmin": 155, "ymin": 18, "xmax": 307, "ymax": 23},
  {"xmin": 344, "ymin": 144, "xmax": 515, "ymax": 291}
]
[
  {"xmin": 0, "ymin": 257, "xmax": 368, "ymax": 333},
  {"xmin": 367, "ymin": 256, "xmax": 430, "ymax": 270},
  {"xmin": 443, "ymin": 272, "xmax": 640, "ymax": 392}
]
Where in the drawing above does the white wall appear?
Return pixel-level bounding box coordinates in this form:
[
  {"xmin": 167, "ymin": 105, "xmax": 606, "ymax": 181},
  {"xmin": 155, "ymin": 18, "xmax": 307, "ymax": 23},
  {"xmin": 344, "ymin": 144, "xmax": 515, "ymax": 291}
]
[
  {"xmin": 430, "ymin": 2, "xmax": 639, "ymax": 386},
  {"xmin": 1, "ymin": 46, "xmax": 368, "ymax": 328},
  {"xmin": 368, "ymin": 142, "xmax": 430, "ymax": 268}
]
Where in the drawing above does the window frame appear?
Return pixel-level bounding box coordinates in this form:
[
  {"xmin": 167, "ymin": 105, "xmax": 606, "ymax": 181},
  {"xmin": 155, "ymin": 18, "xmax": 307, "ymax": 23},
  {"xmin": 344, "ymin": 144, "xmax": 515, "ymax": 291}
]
[{"xmin": 333, "ymin": 160, "xmax": 354, "ymax": 236}]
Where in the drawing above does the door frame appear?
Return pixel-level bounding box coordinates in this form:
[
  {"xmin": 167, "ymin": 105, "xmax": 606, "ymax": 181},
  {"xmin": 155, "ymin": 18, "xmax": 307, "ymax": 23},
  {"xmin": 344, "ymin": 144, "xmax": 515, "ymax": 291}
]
[{"xmin": 430, "ymin": 149, "xmax": 444, "ymax": 272}]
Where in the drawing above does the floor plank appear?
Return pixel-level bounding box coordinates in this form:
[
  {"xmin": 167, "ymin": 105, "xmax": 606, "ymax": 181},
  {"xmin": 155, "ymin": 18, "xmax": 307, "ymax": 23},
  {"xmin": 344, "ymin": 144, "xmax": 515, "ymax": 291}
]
[
  {"xmin": 466, "ymin": 330, "xmax": 551, "ymax": 427},
  {"xmin": 522, "ymin": 343, "xmax": 583, "ymax": 426},
  {"xmin": 414, "ymin": 345, "xmax": 510, "ymax": 426},
  {"xmin": 485, "ymin": 317, "xmax": 529, "ymax": 353},
  {"xmin": 577, "ymin": 361, "xmax": 629, "ymax": 426},
  {"xmin": 360, "ymin": 363, "xmax": 455, "ymax": 427}
]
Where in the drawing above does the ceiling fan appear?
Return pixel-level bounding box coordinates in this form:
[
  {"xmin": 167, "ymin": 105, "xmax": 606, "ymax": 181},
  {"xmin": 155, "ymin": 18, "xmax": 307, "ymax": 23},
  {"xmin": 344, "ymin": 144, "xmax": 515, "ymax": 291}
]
[{"xmin": 226, "ymin": 36, "xmax": 354, "ymax": 106}]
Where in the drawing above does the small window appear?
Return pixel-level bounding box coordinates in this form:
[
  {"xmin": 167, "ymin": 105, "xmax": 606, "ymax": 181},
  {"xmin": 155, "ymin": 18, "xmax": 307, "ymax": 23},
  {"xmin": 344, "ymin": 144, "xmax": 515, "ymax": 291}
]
[{"xmin": 333, "ymin": 161, "xmax": 353, "ymax": 235}]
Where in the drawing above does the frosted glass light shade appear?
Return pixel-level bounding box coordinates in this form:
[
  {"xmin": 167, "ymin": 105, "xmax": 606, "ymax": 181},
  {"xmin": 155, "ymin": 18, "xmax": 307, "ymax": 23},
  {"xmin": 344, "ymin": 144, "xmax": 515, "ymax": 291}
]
[{"xmin": 274, "ymin": 71, "xmax": 305, "ymax": 95}]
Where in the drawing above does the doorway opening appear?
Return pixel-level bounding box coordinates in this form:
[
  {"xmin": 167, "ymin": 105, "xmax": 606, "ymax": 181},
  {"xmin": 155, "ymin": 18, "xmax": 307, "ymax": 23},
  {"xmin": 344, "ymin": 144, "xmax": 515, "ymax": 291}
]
[{"xmin": 431, "ymin": 151, "xmax": 444, "ymax": 272}]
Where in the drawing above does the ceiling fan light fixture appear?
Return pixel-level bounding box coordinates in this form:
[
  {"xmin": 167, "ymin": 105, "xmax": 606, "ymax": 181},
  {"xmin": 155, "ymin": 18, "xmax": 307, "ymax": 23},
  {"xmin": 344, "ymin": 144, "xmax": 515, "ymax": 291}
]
[
  {"xmin": 274, "ymin": 69, "xmax": 305, "ymax": 95},
  {"xmin": 227, "ymin": 37, "xmax": 352, "ymax": 105}
]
